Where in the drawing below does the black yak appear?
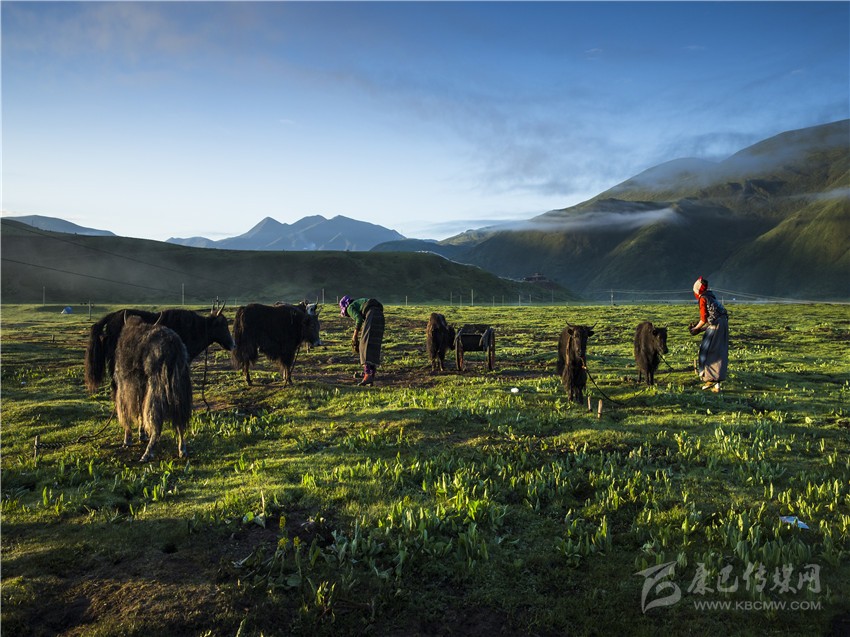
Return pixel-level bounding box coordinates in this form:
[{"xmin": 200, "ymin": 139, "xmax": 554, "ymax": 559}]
[
  {"xmin": 426, "ymin": 312, "xmax": 456, "ymax": 372},
  {"xmin": 114, "ymin": 315, "xmax": 192, "ymax": 462},
  {"xmin": 556, "ymin": 322, "xmax": 594, "ymax": 402},
  {"xmin": 634, "ymin": 321, "xmax": 669, "ymax": 385},
  {"xmin": 85, "ymin": 303, "xmax": 233, "ymax": 395},
  {"xmin": 231, "ymin": 302, "xmax": 322, "ymax": 386},
  {"xmin": 455, "ymin": 324, "xmax": 495, "ymax": 372}
]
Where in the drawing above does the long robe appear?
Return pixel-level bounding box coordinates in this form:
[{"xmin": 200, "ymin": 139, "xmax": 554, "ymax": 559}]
[{"xmin": 698, "ymin": 315, "xmax": 728, "ymax": 382}]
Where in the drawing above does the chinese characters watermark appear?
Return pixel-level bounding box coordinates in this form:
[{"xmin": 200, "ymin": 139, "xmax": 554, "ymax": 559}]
[{"xmin": 635, "ymin": 561, "xmax": 823, "ymax": 613}]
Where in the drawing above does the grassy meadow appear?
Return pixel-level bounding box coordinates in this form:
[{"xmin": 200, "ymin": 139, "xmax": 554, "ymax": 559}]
[{"xmin": 1, "ymin": 302, "xmax": 849, "ymax": 636}]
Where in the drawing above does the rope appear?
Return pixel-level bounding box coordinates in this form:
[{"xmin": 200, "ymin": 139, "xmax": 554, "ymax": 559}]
[
  {"xmin": 33, "ymin": 411, "xmax": 116, "ymax": 459},
  {"xmin": 200, "ymin": 346, "xmax": 211, "ymax": 413},
  {"xmin": 659, "ymin": 353, "xmax": 678, "ymax": 373},
  {"xmin": 584, "ymin": 366, "xmax": 629, "ymax": 408}
]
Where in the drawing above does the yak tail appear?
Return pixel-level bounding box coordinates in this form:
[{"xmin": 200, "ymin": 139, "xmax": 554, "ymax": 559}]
[
  {"xmin": 165, "ymin": 360, "xmax": 193, "ymax": 427},
  {"xmin": 230, "ymin": 307, "xmax": 257, "ymax": 369},
  {"xmin": 144, "ymin": 360, "xmax": 192, "ymax": 436},
  {"xmin": 84, "ymin": 312, "xmax": 115, "ymax": 393}
]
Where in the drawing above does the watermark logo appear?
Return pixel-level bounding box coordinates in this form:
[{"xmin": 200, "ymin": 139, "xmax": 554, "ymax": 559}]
[
  {"xmin": 635, "ymin": 561, "xmax": 681, "ymax": 613},
  {"xmin": 634, "ymin": 561, "xmax": 822, "ymax": 613}
]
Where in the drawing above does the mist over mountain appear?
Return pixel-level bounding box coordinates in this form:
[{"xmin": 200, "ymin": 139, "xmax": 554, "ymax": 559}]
[
  {"xmin": 374, "ymin": 120, "xmax": 850, "ymax": 301},
  {"xmin": 167, "ymin": 215, "xmax": 405, "ymax": 251},
  {"xmin": 3, "ymin": 121, "xmax": 847, "ymax": 301}
]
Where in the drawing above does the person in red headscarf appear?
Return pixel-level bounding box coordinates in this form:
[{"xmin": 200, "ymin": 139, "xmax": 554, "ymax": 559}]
[{"xmin": 689, "ymin": 276, "xmax": 729, "ymax": 392}]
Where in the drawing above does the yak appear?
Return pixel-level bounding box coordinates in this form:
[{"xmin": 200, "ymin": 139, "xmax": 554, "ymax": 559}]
[
  {"xmin": 634, "ymin": 321, "xmax": 669, "ymax": 385},
  {"xmin": 556, "ymin": 322, "xmax": 594, "ymax": 403},
  {"xmin": 231, "ymin": 302, "xmax": 322, "ymax": 386},
  {"xmin": 426, "ymin": 312, "xmax": 456, "ymax": 372},
  {"xmin": 114, "ymin": 315, "xmax": 192, "ymax": 462},
  {"xmin": 455, "ymin": 324, "xmax": 495, "ymax": 372},
  {"xmin": 85, "ymin": 303, "xmax": 233, "ymax": 396}
]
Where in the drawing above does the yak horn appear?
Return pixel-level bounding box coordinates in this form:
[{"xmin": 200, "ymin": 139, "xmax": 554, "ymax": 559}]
[
  {"xmin": 216, "ymin": 300, "xmax": 226, "ymax": 316},
  {"xmin": 154, "ymin": 312, "xmax": 164, "ymax": 326}
]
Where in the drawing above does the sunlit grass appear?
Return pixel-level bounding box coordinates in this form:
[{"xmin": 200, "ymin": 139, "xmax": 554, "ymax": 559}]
[{"xmin": 1, "ymin": 302, "xmax": 848, "ymax": 636}]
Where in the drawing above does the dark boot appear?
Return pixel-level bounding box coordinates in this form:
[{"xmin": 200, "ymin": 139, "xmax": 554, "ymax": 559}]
[{"xmin": 359, "ymin": 364, "xmax": 375, "ymax": 386}]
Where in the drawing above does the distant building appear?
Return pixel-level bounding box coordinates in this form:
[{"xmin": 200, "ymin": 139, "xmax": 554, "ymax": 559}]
[{"xmin": 522, "ymin": 273, "xmax": 550, "ymax": 283}]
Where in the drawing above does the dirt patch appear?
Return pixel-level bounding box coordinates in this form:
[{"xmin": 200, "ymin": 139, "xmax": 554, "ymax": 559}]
[{"xmin": 3, "ymin": 511, "xmax": 334, "ymax": 637}]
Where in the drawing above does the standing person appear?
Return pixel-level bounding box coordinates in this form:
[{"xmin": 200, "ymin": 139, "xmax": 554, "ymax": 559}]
[
  {"xmin": 688, "ymin": 276, "xmax": 729, "ymax": 392},
  {"xmin": 339, "ymin": 295, "xmax": 385, "ymax": 386}
]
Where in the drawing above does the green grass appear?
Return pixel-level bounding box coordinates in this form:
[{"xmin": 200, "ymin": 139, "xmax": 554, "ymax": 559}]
[{"xmin": 1, "ymin": 302, "xmax": 849, "ymax": 636}]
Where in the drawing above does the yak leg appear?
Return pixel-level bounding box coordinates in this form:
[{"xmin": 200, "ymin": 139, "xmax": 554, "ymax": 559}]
[
  {"xmin": 174, "ymin": 421, "xmax": 187, "ymax": 459},
  {"xmin": 281, "ymin": 364, "xmax": 292, "ymax": 386},
  {"xmin": 243, "ymin": 363, "xmax": 253, "ymax": 386},
  {"xmin": 139, "ymin": 421, "xmax": 161, "ymax": 462},
  {"xmin": 121, "ymin": 417, "xmax": 133, "ymax": 448},
  {"xmin": 116, "ymin": 389, "xmax": 135, "ymax": 447}
]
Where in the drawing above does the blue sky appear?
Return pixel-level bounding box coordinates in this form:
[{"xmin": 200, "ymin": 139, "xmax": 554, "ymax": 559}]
[{"xmin": 3, "ymin": 1, "xmax": 848, "ymax": 241}]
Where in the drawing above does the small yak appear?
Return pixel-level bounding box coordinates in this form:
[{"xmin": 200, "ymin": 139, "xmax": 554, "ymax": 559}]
[
  {"xmin": 634, "ymin": 321, "xmax": 669, "ymax": 385},
  {"xmin": 556, "ymin": 322, "xmax": 595, "ymax": 403},
  {"xmin": 231, "ymin": 302, "xmax": 322, "ymax": 386},
  {"xmin": 114, "ymin": 314, "xmax": 192, "ymax": 462},
  {"xmin": 85, "ymin": 303, "xmax": 234, "ymax": 396},
  {"xmin": 426, "ymin": 312, "xmax": 456, "ymax": 372}
]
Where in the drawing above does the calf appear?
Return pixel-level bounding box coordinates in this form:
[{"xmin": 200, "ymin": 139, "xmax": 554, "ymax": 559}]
[
  {"xmin": 556, "ymin": 323, "xmax": 594, "ymax": 402},
  {"xmin": 426, "ymin": 312, "xmax": 456, "ymax": 372},
  {"xmin": 634, "ymin": 321, "xmax": 668, "ymax": 385},
  {"xmin": 114, "ymin": 315, "xmax": 192, "ymax": 462},
  {"xmin": 231, "ymin": 302, "xmax": 322, "ymax": 386}
]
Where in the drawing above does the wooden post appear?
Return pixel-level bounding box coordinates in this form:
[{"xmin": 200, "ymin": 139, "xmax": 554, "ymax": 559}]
[
  {"xmin": 597, "ymin": 399, "xmax": 603, "ymax": 419},
  {"xmin": 34, "ymin": 435, "xmax": 40, "ymax": 460},
  {"xmin": 587, "ymin": 395, "xmax": 592, "ymax": 412}
]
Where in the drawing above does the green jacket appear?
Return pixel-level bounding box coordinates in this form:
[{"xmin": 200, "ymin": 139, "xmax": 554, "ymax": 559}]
[{"xmin": 344, "ymin": 298, "xmax": 370, "ymax": 331}]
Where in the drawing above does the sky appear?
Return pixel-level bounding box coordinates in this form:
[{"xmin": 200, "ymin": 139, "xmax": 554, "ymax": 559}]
[{"xmin": 2, "ymin": 1, "xmax": 848, "ymax": 242}]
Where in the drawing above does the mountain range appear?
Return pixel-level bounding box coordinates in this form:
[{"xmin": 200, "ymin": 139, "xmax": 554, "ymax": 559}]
[
  {"xmin": 3, "ymin": 120, "xmax": 847, "ymax": 301},
  {"xmin": 4, "ymin": 215, "xmax": 116, "ymax": 237},
  {"xmin": 373, "ymin": 119, "xmax": 850, "ymax": 300},
  {"xmin": 166, "ymin": 214, "xmax": 405, "ymax": 251}
]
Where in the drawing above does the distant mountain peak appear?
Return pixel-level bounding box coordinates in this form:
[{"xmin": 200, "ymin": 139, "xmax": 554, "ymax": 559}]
[{"xmin": 167, "ymin": 214, "xmax": 405, "ymax": 251}]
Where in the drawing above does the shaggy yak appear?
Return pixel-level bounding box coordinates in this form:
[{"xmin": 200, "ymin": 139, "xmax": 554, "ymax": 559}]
[
  {"xmin": 556, "ymin": 322, "xmax": 595, "ymax": 403},
  {"xmin": 426, "ymin": 312, "xmax": 456, "ymax": 372},
  {"xmin": 114, "ymin": 314, "xmax": 192, "ymax": 462},
  {"xmin": 231, "ymin": 302, "xmax": 322, "ymax": 386},
  {"xmin": 85, "ymin": 303, "xmax": 233, "ymax": 396},
  {"xmin": 634, "ymin": 321, "xmax": 669, "ymax": 386}
]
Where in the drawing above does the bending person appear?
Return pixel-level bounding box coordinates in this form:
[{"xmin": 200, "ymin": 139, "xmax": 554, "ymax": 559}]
[{"xmin": 339, "ymin": 295, "xmax": 385, "ymax": 386}]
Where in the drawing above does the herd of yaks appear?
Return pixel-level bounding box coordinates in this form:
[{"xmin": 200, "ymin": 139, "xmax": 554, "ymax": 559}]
[{"xmin": 83, "ymin": 302, "xmax": 670, "ymax": 462}]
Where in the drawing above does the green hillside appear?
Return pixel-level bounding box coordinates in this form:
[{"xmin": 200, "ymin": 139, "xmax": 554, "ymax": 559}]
[
  {"xmin": 373, "ymin": 120, "xmax": 850, "ymax": 300},
  {"xmin": 0, "ymin": 220, "xmax": 577, "ymax": 305}
]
